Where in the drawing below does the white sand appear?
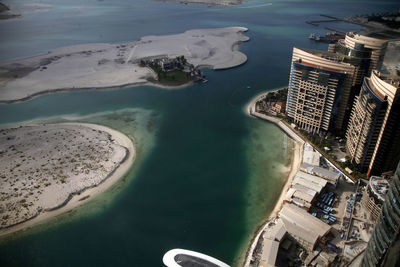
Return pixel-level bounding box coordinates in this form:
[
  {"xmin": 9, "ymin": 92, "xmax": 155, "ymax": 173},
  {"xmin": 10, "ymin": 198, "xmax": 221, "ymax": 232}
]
[
  {"xmin": 0, "ymin": 123, "xmax": 135, "ymax": 236},
  {"xmin": 242, "ymin": 141, "xmax": 303, "ymax": 267},
  {"xmin": 242, "ymin": 91, "xmax": 304, "ymax": 267},
  {"xmin": 0, "ymin": 27, "xmax": 249, "ymax": 102}
]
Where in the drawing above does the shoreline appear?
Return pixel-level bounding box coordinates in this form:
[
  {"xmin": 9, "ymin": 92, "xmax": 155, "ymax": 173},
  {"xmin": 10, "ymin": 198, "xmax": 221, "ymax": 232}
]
[
  {"xmin": 0, "ymin": 27, "xmax": 249, "ymax": 103},
  {"xmin": 0, "ymin": 122, "xmax": 135, "ymax": 237},
  {"xmin": 241, "ymin": 140, "xmax": 303, "ymax": 267},
  {"xmin": 241, "ymin": 89, "xmax": 304, "ymax": 267},
  {"xmin": 0, "ymin": 79, "xmax": 193, "ymax": 105},
  {"xmin": 244, "ymin": 86, "xmax": 287, "ymax": 116}
]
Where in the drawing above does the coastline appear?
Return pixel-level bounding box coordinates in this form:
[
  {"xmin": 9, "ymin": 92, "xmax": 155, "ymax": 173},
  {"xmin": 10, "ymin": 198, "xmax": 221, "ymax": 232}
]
[
  {"xmin": 0, "ymin": 79, "xmax": 193, "ymax": 104},
  {"xmin": 244, "ymin": 87, "xmax": 286, "ymax": 116},
  {"xmin": 241, "ymin": 89, "xmax": 304, "ymax": 267},
  {"xmin": 0, "ymin": 27, "xmax": 249, "ymax": 103},
  {"xmin": 0, "ymin": 122, "xmax": 135, "ymax": 237}
]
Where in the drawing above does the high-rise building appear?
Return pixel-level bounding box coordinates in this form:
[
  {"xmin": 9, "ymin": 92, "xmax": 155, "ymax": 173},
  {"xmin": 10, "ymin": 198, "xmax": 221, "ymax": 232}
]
[
  {"xmin": 361, "ymin": 161, "xmax": 400, "ymax": 267},
  {"xmin": 328, "ymin": 32, "xmax": 389, "ymax": 132},
  {"xmin": 346, "ymin": 71, "xmax": 400, "ymax": 176},
  {"xmin": 329, "ymin": 32, "xmax": 388, "ymax": 77},
  {"xmin": 361, "ymin": 175, "xmax": 390, "ymax": 222},
  {"xmin": 286, "ymin": 47, "xmax": 356, "ymax": 134}
]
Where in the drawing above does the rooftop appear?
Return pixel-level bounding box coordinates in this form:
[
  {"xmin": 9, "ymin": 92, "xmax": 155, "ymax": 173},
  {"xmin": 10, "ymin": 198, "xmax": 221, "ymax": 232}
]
[
  {"xmin": 369, "ymin": 176, "xmax": 390, "ymax": 202},
  {"xmin": 300, "ymin": 162, "xmax": 341, "ymax": 184},
  {"xmin": 265, "ymin": 219, "xmax": 287, "ymax": 242},
  {"xmin": 292, "ymin": 183, "xmax": 318, "ymax": 198},
  {"xmin": 303, "ymin": 144, "xmax": 321, "ymax": 166},
  {"xmin": 292, "ymin": 171, "xmax": 328, "ymax": 193},
  {"xmin": 259, "ymin": 238, "xmax": 280, "ymax": 267},
  {"xmin": 375, "ymin": 71, "xmax": 400, "ymax": 87},
  {"xmin": 280, "ymin": 204, "xmax": 331, "ymax": 248}
]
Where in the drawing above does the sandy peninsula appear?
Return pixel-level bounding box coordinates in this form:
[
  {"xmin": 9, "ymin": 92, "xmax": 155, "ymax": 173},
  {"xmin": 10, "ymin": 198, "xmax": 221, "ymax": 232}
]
[
  {"xmin": 0, "ymin": 27, "xmax": 249, "ymax": 103},
  {"xmin": 0, "ymin": 123, "xmax": 135, "ymax": 236}
]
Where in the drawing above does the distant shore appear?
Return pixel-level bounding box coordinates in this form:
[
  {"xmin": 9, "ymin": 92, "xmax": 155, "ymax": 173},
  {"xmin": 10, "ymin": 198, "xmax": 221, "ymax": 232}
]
[
  {"xmin": 153, "ymin": 0, "xmax": 243, "ymax": 6},
  {"xmin": 0, "ymin": 123, "xmax": 135, "ymax": 237},
  {"xmin": 241, "ymin": 89, "xmax": 304, "ymax": 267},
  {"xmin": 0, "ymin": 27, "xmax": 249, "ymax": 103},
  {"xmin": 0, "ymin": 2, "xmax": 20, "ymax": 20}
]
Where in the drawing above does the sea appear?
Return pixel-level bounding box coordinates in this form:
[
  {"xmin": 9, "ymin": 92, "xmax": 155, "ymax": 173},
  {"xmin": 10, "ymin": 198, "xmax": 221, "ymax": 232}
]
[{"xmin": 0, "ymin": 0, "xmax": 398, "ymax": 266}]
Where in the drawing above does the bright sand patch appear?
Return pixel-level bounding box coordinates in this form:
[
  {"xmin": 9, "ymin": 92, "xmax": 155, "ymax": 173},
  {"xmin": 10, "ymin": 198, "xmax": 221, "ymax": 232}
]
[
  {"xmin": 0, "ymin": 27, "xmax": 249, "ymax": 102},
  {"xmin": 241, "ymin": 141, "xmax": 303, "ymax": 267},
  {"xmin": 239, "ymin": 92, "xmax": 304, "ymax": 267},
  {"xmin": 0, "ymin": 122, "xmax": 135, "ymax": 237}
]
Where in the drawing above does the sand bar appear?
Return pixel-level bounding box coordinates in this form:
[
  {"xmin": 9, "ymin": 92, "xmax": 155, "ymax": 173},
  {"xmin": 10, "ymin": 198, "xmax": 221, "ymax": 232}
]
[
  {"xmin": 0, "ymin": 122, "xmax": 135, "ymax": 237},
  {"xmin": 0, "ymin": 27, "xmax": 249, "ymax": 103}
]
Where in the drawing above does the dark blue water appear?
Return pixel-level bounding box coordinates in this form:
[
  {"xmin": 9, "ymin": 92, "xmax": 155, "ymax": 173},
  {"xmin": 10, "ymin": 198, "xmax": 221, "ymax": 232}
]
[{"xmin": 0, "ymin": 0, "xmax": 398, "ymax": 266}]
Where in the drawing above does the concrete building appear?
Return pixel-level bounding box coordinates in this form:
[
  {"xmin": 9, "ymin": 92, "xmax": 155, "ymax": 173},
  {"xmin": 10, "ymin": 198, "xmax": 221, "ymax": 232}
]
[
  {"xmin": 302, "ymin": 143, "xmax": 320, "ymax": 166},
  {"xmin": 300, "ymin": 162, "xmax": 341, "ymax": 186},
  {"xmin": 340, "ymin": 32, "xmax": 388, "ymax": 76},
  {"xmin": 361, "ymin": 175, "xmax": 390, "ymax": 222},
  {"xmin": 361, "ymin": 161, "xmax": 400, "ymax": 267},
  {"xmin": 259, "ymin": 220, "xmax": 287, "ymax": 267},
  {"xmin": 328, "ymin": 32, "xmax": 391, "ymax": 134},
  {"xmin": 329, "ymin": 32, "xmax": 388, "ymax": 83},
  {"xmin": 271, "ymin": 101, "xmax": 286, "ymax": 114},
  {"xmin": 279, "ymin": 204, "xmax": 331, "ymax": 251},
  {"xmin": 286, "ymin": 47, "xmax": 357, "ymax": 134},
  {"xmin": 265, "ymin": 219, "xmax": 287, "ymax": 242},
  {"xmin": 292, "ymin": 183, "xmax": 317, "ymax": 199},
  {"xmin": 292, "ymin": 171, "xmax": 328, "ymax": 194},
  {"xmin": 259, "ymin": 238, "xmax": 279, "ymax": 267},
  {"xmin": 345, "ymin": 71, "xmax": 400, "ymax": 175},
  {"xmin": 285, "ymin": 187, "xmax": 314, "ymax": 210}
]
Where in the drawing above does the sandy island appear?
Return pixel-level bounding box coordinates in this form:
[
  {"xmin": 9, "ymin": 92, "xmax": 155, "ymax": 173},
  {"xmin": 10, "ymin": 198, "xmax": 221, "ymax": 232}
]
[
  {"xmin": 0, "ymin": 123, "xmax": 135, "ymax": 236},
  {"xmin": 0, "ymin": 27, "xmax": 249, "ymax": 103}
]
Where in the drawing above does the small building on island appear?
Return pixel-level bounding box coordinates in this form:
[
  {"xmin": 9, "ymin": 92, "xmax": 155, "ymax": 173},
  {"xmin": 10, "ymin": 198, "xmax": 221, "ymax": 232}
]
[{"xmin": 271, "ymin": 101, "xmax": 286, "ymax": 114}]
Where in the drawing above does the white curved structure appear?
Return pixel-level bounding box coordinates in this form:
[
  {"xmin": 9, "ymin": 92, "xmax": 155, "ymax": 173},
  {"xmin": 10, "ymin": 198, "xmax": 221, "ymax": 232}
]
[
  {"xmin": 163, "ymin": 249, "xmax": 230, "ymax": 267},
  {"xmin": 346, "ymin": 71, "xmax": 400, "ymax": 175},
  {"xmin": 344, "ymin": 32, "xmax": 388, "ymax": 74}
]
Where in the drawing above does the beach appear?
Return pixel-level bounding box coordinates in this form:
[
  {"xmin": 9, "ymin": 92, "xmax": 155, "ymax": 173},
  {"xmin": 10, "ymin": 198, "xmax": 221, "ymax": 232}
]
[
  {"xmin": 242, "ymin": 141, "xmax": 303, "ymax": 267},
  {"xmin": 0, "ymin": 122, "xmax": 135, "ymax": 237},
  {"xmin": 242, "ymin": 90, "xmax": 304, "ymax": 267},
  {"xmin": 0, "ymin": 27, "xmax": 249, "ymax": 103}
]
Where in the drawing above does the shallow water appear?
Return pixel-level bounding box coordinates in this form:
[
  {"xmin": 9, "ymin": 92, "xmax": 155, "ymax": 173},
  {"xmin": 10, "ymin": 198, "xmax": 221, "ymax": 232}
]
[{"xmin": 0, "ymin": 0, "xmax": 397, "ymax": 266}]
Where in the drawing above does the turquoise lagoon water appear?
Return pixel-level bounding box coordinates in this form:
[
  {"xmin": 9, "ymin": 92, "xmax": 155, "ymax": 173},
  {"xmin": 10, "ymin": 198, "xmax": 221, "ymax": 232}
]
[{"xmin": 0, "ymin": 0, "xmax": 398, "ymax": 266}]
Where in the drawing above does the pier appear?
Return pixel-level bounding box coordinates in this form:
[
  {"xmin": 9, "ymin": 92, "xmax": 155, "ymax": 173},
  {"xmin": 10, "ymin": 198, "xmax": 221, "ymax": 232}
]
[
  {"xmin": 324, "ymin": 27, "xmax": 346, "ymax": 34},
  {"xmin": 306, "ymin": 14, "xmax": 340, "ymax": 27}
]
